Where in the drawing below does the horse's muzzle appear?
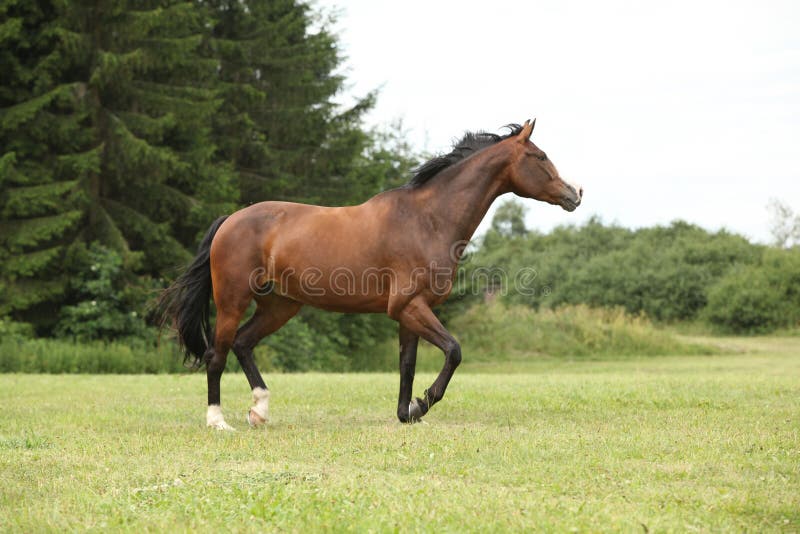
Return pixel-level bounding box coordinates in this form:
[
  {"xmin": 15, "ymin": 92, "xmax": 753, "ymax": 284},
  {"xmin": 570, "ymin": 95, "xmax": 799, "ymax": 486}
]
[
  {"xmin": 560, "ymin": 197, "xmax": 580, "ymax": 212},
  {"xmin": 560, "ymin": 182, "xmax": 583, "ymax": 212}
]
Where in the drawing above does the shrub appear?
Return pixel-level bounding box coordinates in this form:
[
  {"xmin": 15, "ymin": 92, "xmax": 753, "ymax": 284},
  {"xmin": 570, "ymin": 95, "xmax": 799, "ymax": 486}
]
[
  {"xmin": 0, "ymin": 318, "xmax": 34, "ymax": 340},
  {"xmin": 0, "ymin": 337, "xmax": 184, "ymax": 373},
  {"xmin": 461, "ymin": 216, "xmax": 763, "ymax": 325},
  {"xmin": 448, "ymin": 303, "xmax": 715, "ymax": 359},
  {"xmin": 703, "ymin": 249, "xmax": 800, "ymax": 333},
  {"xmin": 55, "ymin": 243, "xmax": 152, "ymax": 342}
]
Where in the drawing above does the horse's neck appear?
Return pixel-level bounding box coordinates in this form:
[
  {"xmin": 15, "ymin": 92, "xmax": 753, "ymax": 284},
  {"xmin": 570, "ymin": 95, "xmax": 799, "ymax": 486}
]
[{"xmin": 417, "ymin": 149, "xmax": 509, "ymax": 247}]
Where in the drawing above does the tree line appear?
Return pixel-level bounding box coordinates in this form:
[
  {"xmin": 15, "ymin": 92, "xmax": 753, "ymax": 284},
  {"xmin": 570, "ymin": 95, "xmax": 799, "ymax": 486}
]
[
  {"xmin": 0, "ymin": 0, "xmax": 414, "ymax": 359},
  {"xmin": 2, "ymin": 1, "xmax": 796, "ymax": 372},
  {"xmin": 448, "ymin": 200, "xmax": 800, "ymax": 334}
]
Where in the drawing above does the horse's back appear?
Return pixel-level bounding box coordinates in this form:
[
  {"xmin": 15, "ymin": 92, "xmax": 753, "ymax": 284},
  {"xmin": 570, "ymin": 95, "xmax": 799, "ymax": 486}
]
[
  {"xmin": 211, "ymin": 197, "xmax": 392, "ymax": 268},
  {"xmin": 208, "ymin": 195, "xmax": 413, "ymax": 312}
]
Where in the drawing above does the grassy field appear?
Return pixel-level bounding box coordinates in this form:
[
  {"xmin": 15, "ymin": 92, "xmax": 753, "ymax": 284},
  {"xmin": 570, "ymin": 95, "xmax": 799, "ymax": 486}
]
[{"xmin": 1, "ymin": 337, "xmax": 798, "ymax": 532}]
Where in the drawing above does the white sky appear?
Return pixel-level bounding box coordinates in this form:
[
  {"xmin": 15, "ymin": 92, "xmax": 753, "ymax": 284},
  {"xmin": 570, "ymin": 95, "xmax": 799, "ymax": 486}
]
[{"xmin": 317, "ymin": 0, "xmax": 800, "ymax": 242}]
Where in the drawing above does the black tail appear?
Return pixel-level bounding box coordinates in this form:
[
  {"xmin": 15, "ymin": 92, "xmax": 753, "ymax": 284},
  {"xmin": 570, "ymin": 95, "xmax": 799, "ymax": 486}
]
[{"xmin": 154, "ymin": 215, "xmax": 229, "ymax": 368}]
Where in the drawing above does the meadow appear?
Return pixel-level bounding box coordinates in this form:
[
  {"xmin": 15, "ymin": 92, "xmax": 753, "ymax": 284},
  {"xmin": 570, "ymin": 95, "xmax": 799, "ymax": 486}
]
[{"xmin": 1, "ymin": 336, "xmax": 798, "ymax": 532}]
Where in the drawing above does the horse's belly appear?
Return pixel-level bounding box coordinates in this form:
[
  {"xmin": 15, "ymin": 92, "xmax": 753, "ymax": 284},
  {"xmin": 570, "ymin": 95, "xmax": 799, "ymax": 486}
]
[{"xmin": 266, "ymin": 265, "xmax": 393, "ymax": 314}]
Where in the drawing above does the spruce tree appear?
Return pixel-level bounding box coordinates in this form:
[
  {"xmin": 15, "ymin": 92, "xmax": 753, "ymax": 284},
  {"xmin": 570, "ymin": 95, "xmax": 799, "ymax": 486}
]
[
  {"xmin": 2, "ymin": 0, "xmax": 419, "ymax": 358},
  {"xmin": 208, "ymin": 0, "xmax": 384, "ymax": 206},
  {"xmin": 0, "ymin": 0, "xmax": 89, "ymax": 319},
  {"xmin": 1, "ymin": 1, "xmax": 237, "ymax": 326}
]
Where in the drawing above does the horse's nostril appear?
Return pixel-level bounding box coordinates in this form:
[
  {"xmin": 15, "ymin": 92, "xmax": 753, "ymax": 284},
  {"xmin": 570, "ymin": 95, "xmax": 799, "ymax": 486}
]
[{"xmin": 579, "ymin": 187, "xmax": 584, "ymax": 198}]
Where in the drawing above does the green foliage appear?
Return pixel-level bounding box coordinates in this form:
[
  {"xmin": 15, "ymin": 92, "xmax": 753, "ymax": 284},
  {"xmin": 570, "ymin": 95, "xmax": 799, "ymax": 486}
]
[
  {"xmin": 208, "ymin": 0, "xmax": 405, "ymax": 206},
  {"xmin": 1, "ymin": 0, "xmax": 414, "ymax": 362},
  {"xmin": 55, "ymin": 243, "xmax": 151, "ymax": 341},
  {"xmin": 0, "ymin": 337, "xmax": 183, "ymax": 373},
  {"xmin": 252, "ymin": 308, "xmax": 398, "ymax": 373},
  {"xmin": 703, "ymin": 249, "xmax": 800, "ymax": 333},
  {"xmin": 486, "ymin": 198, "xmax": 528, "ymax": 242},
  {"xmin": 7, "ymin": 0, "xmax": 797, "ymax": 374},
  {"xmin": 449, "ymin": 303, "xmax": 714, "ymax": 360},
  {"xmin": 1, "ymin": 301, "xmax": 713, "ymax": 373},
  {"xmin": 0, "ymin": 1, "xmax": 88, "ymax": 315},
  {"xmin": 258, "ymin": 318, "xmax": 317, "ymax": 372},
  {"xmin": 0, "ymin": 0, "xmax": 238, "ymax": 321},
  {"xmin": 459, "ymin": 208, "xmax": 773, "ymax": 330},
  {"xmin": 0, "ymin": 317, "xmax": 34, "ymax": 340}
]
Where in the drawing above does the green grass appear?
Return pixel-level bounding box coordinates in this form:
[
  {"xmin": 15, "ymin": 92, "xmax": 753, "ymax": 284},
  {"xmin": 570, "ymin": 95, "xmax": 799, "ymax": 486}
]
[{"xmin": 1, "ymin": 338, "xmax": 799, "ymax": 531}]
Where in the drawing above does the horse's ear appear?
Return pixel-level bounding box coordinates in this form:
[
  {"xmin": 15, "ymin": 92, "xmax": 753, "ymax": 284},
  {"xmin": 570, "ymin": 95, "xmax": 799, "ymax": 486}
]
[{"xmin": 517, "ymin": 119, "xmax": 535, "ymax": 143}]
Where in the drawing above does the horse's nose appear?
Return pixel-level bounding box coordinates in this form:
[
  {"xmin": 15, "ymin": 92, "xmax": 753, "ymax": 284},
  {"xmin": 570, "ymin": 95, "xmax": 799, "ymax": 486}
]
[{"xmin": 567, "ymin": 181, "xmax": 583, "ymax": 201}]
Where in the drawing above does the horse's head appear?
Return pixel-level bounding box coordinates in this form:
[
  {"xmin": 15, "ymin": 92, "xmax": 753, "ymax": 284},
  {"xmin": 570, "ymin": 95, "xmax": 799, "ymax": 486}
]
[{"xmin": 504, "ymin": 120, "xmax": 583, "ymax": 212}]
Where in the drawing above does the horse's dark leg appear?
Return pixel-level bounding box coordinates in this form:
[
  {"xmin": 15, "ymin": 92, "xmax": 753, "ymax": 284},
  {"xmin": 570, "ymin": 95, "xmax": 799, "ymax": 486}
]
[
  {"xmin": 232, "ymin": 295, "xmax": 302, "ymax": 427},
  {"xmin": 205, "ymin": 297, "xmax": 249, "ymax": 430},
  {"xmin": 398, "ymin": 297, "xmax": 461, "ymax": 421},
  {"xmin": 396, "ymin": 325, "xmax": 420, "ymax": 423}
]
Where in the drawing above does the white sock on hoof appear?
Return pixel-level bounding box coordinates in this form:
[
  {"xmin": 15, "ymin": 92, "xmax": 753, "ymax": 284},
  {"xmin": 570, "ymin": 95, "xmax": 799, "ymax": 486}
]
[
  {"xmin": 250, "ymin": 387, "xmax": 270, "ymax": 424},
  {"xmin": 206, "ymin": 405, "xmax": 235, "ymax": 431}
]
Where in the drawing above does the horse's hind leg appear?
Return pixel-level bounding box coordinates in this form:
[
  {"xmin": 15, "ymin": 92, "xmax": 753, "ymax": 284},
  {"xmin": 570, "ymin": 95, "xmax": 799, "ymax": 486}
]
[
  {"xmin": 205, "ymin": 295, "xmax": 250, "ymax": 431},
  {"xmin": 232, "ymin": 294, "xmax": 302, "ymax": 427}
]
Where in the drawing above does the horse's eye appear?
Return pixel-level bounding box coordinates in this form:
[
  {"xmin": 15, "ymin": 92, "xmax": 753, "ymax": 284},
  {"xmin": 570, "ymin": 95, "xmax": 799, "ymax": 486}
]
[{"xmin": 537, "ymin": 153, "xmax": 547, "ymax": 161}]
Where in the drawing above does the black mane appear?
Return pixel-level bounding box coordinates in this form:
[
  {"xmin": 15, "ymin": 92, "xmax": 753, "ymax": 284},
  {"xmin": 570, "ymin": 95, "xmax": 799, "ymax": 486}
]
[{"xmin": 407, "ymin": 124, "xmax": 524, "ymax": 187}]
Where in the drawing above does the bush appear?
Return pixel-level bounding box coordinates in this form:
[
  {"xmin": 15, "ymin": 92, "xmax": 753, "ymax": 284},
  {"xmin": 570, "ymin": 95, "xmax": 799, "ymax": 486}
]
[
  {"xmin": 1, "ymin": 304, "xmax": 716, "ymax": 373},
  {"xmin": 0, "ymin": 318, "xmax": 34, "ymax": 340},
  {"xmin": 0, "ymin": 338, "xmax": 185, "ymax": 373},
  {"xmin": 460, "ymin": 216, "xmax": 763, "ymax": 325},
  {"xmin": 448, "ymin": 303, "xmax": 715, "ymax": 359},
  {"xmin": 253, "ymin": 308, "xmax": 397, "ymax": 372},
  {"xmin": 55, "ymin": 243, "xmax": 154, "ymax": 342},
  {"xmin": 703, "ymin": 249, "xmax": 800, "ymax": 333}
]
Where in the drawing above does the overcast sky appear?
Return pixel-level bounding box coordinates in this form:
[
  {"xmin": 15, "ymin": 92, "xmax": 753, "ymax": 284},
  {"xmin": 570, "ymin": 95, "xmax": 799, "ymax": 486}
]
[{"xmin": 317, "ymin": 0, "xmax": 800, "ymax": 242}]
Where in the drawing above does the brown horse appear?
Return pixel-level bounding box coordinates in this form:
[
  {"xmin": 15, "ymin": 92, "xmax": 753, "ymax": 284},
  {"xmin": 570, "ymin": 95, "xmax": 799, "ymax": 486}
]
[{"xmin": 156, "ymin": 120, "xmax": 582, "ymax": 429}]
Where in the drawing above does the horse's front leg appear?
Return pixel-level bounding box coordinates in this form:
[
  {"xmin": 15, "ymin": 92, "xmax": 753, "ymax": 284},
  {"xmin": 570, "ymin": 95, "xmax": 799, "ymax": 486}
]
[
  {"xmin": 396, "ymin": 325, "xmax": 420, "ymax": 423},
  {"xmin": 397, "ymin": 296, "xmax": 461, "ymax": 421}
]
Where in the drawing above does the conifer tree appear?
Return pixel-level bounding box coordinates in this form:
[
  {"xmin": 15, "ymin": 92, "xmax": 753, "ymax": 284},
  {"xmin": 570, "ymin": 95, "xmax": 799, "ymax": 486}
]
[
  {"xmin": 2, "ymin": 0, "xmax": 418, "ymax": 356},
  {"xmin": 207, "ymin": 0, "xmax": 384, "ymax": 206},
  {"xmin": 1, "ymin": 1, "xmax": 237, "ymax": 324},
  {"xmin": 0, "ymin": 0, "xmax": 89, "ymax": 319}
]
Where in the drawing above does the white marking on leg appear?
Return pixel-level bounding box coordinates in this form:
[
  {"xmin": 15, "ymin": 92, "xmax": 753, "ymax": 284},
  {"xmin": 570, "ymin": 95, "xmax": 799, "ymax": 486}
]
[
  {"xmin": 206, "ymin": 404, "xmax": 235, "ymax": 431},
  {"xmin": 248, "ymin": 387, "xmax": 270, "ymax": 426}
]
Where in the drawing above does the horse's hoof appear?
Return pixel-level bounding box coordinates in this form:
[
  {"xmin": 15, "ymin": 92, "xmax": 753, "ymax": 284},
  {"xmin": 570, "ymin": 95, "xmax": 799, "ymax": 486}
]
[
  {"xmin": 408, "ymin": 398, "xmax": 426, "ymax": 422},
  {"xmin": 247, "ymin": 408, "xmax": 266, "ymax": 427},
  {"xmin": 207, "ymin": 420, "xmax": 236, "ymax": 431},
  {"xmin": 206, "ymin": 405, "xmax": 235, "ymax": 431}
]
